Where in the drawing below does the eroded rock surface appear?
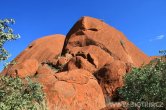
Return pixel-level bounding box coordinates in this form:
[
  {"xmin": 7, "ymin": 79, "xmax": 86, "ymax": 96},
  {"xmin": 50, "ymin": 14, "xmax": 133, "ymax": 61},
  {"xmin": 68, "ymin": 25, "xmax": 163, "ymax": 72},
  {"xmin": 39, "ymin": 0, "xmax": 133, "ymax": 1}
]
[
  {"xmin": 62, "ymin": 16, "xmax": 150, "ymax": 67},
  {"xmin": 1, "ymin": 16, "xmax": 152, "ymax": 110},
  {"xmin": 37, "ymin": 69, "xmax": 106, "ymax": 110},
  {"xmin": 2, "ymin": 34, "xmax": 65, "ymax": 77}
]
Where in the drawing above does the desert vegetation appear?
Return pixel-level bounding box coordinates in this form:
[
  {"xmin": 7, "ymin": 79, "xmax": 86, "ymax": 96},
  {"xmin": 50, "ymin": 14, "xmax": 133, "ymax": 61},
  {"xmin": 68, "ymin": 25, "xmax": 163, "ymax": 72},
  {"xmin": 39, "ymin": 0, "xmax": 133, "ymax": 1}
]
[
  {"xmin": 119, "ymin": 54, "xmax": 166, "ymax": 110},
  {"xmin": 0, "ymin": 19, "xmax": 47, "ymax": 110},
  {"xmin": 0, "ymin": 76, "xmax": 47, "ymax": 110}
]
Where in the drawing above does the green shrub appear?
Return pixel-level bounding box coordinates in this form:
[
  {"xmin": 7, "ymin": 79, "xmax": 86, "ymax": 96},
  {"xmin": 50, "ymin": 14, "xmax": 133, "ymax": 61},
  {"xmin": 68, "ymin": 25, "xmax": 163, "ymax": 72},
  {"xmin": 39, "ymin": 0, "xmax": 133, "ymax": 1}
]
[
  {"xmin": 0, "ymin": 76, "xmax": 47, "ymax": 110},
  {"xmin": 159, "ymin": 50, "xmax": 166, "ymax": 56},
  {"xmin": 118, "ymin": 59, "xmax": 166, "ymax": 110}
]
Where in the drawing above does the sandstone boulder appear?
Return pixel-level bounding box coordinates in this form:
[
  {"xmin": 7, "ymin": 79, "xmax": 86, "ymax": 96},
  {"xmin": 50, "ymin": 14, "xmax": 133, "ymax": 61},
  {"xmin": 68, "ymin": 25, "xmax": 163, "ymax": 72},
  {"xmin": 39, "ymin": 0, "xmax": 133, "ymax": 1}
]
[
  {"xmin": 95, "ymin": 60, "xmax": 128, "ymax": 101},
  {"xmin": 16, "ymin": 34, "xmax": 65, "ymax": 63},
  {"xmin": 62, "ymin": 16, "xmax": 150, "ymax": 67},
  {"xmin": 5, "ymin": 59, "xmax": 39, "ymax": 78},
  {"xmin": 35, "ymin": 64, "xmax": 57, "ymax": 85},
  {"xmin": 2, "ymin": 34, "xmax": 65, "ymax": 76},
  {"xmin": 42, "ymin": 69, "xmax": 106, "ymax": 110}
]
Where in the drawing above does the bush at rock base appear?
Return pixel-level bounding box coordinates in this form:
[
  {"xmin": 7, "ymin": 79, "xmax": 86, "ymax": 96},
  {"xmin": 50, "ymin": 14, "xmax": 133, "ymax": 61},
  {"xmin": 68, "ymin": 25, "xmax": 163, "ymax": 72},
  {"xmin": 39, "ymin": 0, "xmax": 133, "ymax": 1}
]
[
  {"xmin": 118, "ymin": 58, "xmax": 166, "ymax": 110},
  {"xmin": 0, "ymin": 75, "xmax": 47, "ymax": 110}
]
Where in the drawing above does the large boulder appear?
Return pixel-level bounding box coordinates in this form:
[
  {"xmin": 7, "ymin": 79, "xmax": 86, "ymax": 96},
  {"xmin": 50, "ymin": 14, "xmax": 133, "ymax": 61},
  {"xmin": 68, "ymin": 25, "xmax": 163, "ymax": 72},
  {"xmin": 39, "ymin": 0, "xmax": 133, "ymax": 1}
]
[
  {"xmin": 60, "ymin": 16, "xmax": 150, "ymax": 107},
  {"xmin": 95, "ymin": 60, "xmax": 128, "ymax": 101},
  {"xmin": 2, "ymin": 34, "xmax": 65, "ymax": 77},
  {"xmin": 62, "ymin": 16, "xmax": 150, "ymax": 67},
  {"xmin": 5, "ymin": 59, "xmax": 39, "ymax": 78},
  {"xmin": 37, "ymin": 69, "xmax": 105, "ymax": 110},
  {"xmin": 15, "ymin": 34, "xmax": 65, "ymax": 63}
]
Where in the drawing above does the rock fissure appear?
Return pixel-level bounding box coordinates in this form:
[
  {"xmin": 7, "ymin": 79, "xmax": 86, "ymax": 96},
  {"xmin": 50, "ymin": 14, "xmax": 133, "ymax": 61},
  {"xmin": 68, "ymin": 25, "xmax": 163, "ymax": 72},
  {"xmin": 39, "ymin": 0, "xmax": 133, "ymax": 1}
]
[{"xmin": 86, "ymin": 38, "xmax": 120, "ymax": 60}]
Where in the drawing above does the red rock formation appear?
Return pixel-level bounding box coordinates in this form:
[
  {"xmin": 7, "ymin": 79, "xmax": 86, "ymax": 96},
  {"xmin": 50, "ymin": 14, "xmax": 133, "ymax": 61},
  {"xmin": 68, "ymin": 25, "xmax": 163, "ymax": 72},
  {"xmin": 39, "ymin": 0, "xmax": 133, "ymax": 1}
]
[
  {"xmin": 60, "ymin": 16, "xmax": 150, "ymax": 104},
  {"xmin": 62, "ymin": 16, "xmax": 150, "ymax": 67},
  {"xmin": 16, "ymin": 34, "xmax": 65, "ymax": 63},
  {"xmin": 36, "ymin": 69, "xmax": 105, "ymax": 110},
  {"xmin": 6, "ymin": 59, "xmax": 39, "ymax": 78},
  {"xmin": 95, "ymin": 60, "xmax": 127, "ymax": 99},
  {"xmin": 64, "ymin": 45, "xmax": 114, "ymax": 69},
  {"xmin": 1, "ymin": 16, "xmax": 152, "ymax": 110},
  {"xmin": 62, "ymin": 55, "xmax": 97, "ymax": 73},
  {"xmin": 1, "ymin": 33, "xmax": 106, "ymax": 110},
  {"xmin": 2, "ymin": 34, "xmax": 65, "ymax": 76}
]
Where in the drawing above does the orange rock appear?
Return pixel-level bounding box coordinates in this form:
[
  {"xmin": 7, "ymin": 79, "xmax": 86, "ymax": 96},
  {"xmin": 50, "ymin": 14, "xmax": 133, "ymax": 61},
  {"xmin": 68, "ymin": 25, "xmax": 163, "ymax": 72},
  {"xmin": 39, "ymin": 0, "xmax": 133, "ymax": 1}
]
[
  {"xmin": 2, "ymin": 34, "xmax": 65, "ymax": 76},
  {"xmin": 62, "ymin": 16, "xmax": 150, "ymax": 67},
  {"xmin": 1, "ymin": 16, "xmax": 154, "ymax": 110},
  {"xmin": 35, "ymin": 64, "xmax": 57, "ymax": 86},
  {"xmin": 5, "ymin": 59, "xmax": 39, "ymax": 78},
  {"xmin": 16, "ymin": 34, "xmax": 65, "ymax": 63},
  {"xmin": 44, "ymin": 69, "xmax": 106, "ymax": 110},
  {"xmin": 55, "ymin": 56, "xmax": 71, "ymax": 71},
  {"xmin": 60, "ymin": 16, "xmax": 151, "ymax": 104},
  {"xmin": 63, "ymin": 56, "xmax": 97, "ymax": 73},
  {"xmin": 67, "ymin": 45, "xmax": 114, "ymax": 69},
  {"xmin": 37, "ymin": 64, "xmax": 55, "ymax": 75},
  {"xmin": 57, "ymin": 56, "xmax": 68, "ymax": 66},
  {"xmin": 95, "ymin": 60, "xmax": 128, "ymax": 100}
]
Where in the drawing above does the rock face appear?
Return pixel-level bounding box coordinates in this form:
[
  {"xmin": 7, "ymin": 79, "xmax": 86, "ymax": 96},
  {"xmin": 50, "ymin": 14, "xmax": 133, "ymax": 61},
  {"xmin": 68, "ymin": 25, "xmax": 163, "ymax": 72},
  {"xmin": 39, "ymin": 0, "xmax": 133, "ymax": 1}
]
[
  {"xmin": 16, "ymin": 34, "xmax": 65, "ymax": 63},
  {"xmin": 36, "ymin": 69, "xmax": 105, "ymax": 110},
  {"xmin": 62, "ymin": 16, "xmax": 150, "ymax": 67},
  {"xmin": 2, "ymin": 34, "xmax": 65, "ymax": 76},
  {"xmin": 95, "ymin": 60, "xmax": 127, "ymax": 99},
  {"xmin": 31, "ymin": 66, "xmax": 106, "ymax": 110},
  {"xmin": 60, "ymin": 16, "xmax": 150, "ymax": 104},
  {"xmin": 1, "ymin": 16, "xmax": 151, "ymax": 110},
  {"xmin": 5, "ymin": 59, "xmax": 39, "ymax": 78}
]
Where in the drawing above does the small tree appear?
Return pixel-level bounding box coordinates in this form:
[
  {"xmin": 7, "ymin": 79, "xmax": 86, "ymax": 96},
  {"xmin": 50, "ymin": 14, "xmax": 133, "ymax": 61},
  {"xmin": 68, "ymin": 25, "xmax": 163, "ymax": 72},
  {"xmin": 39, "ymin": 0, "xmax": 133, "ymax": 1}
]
[
  {"xmin": 0, "ymin": 19, "xmax": 47, "ymax": 110},
  {"xmin": 0, "ymin": 19, "xmax": 20, "ymax": 61}
]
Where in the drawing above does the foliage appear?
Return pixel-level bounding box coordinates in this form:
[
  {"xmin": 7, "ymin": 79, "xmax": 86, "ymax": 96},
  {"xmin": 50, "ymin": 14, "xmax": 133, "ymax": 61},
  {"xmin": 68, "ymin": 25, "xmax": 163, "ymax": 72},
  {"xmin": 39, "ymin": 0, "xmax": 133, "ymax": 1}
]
[
  {"xmin": 159, "ymin": 50, "xmax": 166, "ymax": 56},
  {"xmin": 159, "ymin": 50, "xmax": 166, "ymax": 61},
  {"xmin": 118, "ymin": 58, "xmax": 166, "ymax": 110},
  {"xmin": 0, "ymin": 76, "xmax": 47, "ymax": 110},
  {"xmin": 0, "ymin": 19, "xmax": 20, "ymax": 61}
]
